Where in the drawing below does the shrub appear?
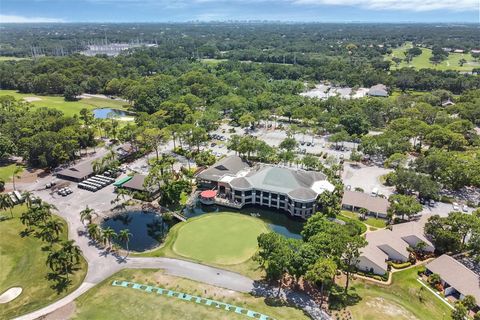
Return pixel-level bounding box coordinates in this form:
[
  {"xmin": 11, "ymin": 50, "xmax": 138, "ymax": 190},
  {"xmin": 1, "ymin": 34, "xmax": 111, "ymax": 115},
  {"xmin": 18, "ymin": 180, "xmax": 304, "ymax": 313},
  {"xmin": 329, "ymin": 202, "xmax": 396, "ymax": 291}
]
[
  {"xmin": 388, "ymin": 261, "xmax": 412, "ymax": 269},
  {"xmin": 417, "ymin": 266, "xmax": 426, "ymax": 275}
]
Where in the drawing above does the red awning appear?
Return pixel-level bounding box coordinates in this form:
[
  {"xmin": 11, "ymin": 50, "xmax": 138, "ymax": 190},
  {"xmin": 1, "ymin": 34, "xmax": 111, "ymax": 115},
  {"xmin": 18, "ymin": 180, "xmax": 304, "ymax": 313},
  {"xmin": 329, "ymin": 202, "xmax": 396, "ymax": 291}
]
[{"xmin": 200, "ymin": 190, "xmax": 217, "ymax": 198}]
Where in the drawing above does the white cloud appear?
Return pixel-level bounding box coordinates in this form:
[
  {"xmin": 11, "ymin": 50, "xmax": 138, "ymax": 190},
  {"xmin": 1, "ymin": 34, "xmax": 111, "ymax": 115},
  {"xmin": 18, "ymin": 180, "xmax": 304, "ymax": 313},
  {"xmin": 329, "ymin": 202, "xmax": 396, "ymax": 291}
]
[
  {"xmin": 0, "ymin": 14, "xmax": 65, "ymax": 23},
  {"xmin": 292, "ymin": 0, "xmax": 479, "ymax": 11}
]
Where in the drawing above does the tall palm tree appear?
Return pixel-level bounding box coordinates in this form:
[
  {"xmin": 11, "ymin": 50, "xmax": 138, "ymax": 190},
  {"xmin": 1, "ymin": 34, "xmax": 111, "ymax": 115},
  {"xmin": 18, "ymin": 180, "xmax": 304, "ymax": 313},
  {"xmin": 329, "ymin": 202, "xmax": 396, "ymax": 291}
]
[
  {"xmin": 118, "ymin": 229, "xmax": 132, "ymax": 257},
  {"xmin": 11, "ymin": 165, "xmax": 23, "ymax": 191},
  {"xmin": 21, "ymin": 191, "xmax": 34, "ymax": 208},
  {"xmin": 101, "ymin": 227, "xmax": 117, "ymax": 248},
  {"xmin": 87, "ymin": 223, "xmax": 101, "ymax": 241},
  {"xmin": 61, "ymin": 240, "xmax": 82, "ymax": 264},
  {"xmin": 80, "ymin": 206, "xmax": 95, "ymax": 225},
  {"xmin": 0, "ymin": 194, "xmax": 15, "ymax": 218},
  {"xmin": 45, "ymin": 219, "xmax": 63, "ymax": 239}
]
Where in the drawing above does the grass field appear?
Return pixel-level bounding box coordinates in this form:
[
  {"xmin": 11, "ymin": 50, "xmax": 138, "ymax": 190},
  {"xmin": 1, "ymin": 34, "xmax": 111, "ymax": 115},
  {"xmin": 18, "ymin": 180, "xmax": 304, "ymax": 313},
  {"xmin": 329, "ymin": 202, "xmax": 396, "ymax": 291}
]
[
  {"xmin": 0, "ymin": 56, "xmax": 29, "ymax": 61},
  {"xmin": 0, "ymin": 163, "xmax": 23, "ymax": 183},
  {"xmin": 135, "ymin": 213, "xmax": 268, "ymax": 279},
  {"xmin": 340, "ymin": 210, "xmax": 386, "ymax": 229},
  {"xmin": 73, "ymin": 269, "xmax": 308, "ymax": 320},
  {"xmin": 172, "ymin": 213, "xmax": 268, "ymax": 265},
  {"xmin": 0, "ymin": 206, "xmax": 87, "ymax": 318},
  {"xmin": 343, "ymin": 266, "xmax": 452, "ymax": 320},
  {"xmin": 385, "ymin": 42, "xmax": 479, "ymax": 72},
  {"xmin": 0, "ymin": 89, "xmax": 128, "ymax": 117}
]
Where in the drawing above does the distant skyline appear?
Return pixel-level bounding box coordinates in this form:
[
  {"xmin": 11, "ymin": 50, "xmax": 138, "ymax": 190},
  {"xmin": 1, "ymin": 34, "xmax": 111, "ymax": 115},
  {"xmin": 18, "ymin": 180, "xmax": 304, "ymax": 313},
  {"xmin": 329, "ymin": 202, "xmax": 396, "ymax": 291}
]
[{"xmin": 0, "ymin": 0, "xmax": 479, "ymax": 23}]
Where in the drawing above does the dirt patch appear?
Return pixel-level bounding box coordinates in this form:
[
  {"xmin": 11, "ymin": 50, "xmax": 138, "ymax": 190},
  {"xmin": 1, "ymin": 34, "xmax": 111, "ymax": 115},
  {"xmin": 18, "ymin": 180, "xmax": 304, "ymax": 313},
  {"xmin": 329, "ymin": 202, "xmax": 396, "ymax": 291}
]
[
  {"xmin": 365, "ymin": 297, "xmax": 418, "ymax": 320},
  {"xmin": 23, "ymin": 97, "xmax": 42, "ymax": 102},
  {"xmin": 0, "ymin": 287, "xmax": 22, "ymax": 303},
  {"xmin": 40, "ymin": 301, "xmax": 76, "ymax": 320}
]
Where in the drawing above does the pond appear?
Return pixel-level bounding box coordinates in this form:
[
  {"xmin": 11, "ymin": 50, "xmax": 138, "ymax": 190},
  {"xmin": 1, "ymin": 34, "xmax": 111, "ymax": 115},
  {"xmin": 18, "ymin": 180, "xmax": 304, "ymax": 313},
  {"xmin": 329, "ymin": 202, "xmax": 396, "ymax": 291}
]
[
  {"xmin": 183, "ymin": 203, "xmax": 303, "ymax": 239},
  {"xmin": 93, "ymin": 108, "xmax": 135, "ymax": 119},
  {"xmin": 101, "ymin": 211, "xmax": 172, "ymax": 252}
]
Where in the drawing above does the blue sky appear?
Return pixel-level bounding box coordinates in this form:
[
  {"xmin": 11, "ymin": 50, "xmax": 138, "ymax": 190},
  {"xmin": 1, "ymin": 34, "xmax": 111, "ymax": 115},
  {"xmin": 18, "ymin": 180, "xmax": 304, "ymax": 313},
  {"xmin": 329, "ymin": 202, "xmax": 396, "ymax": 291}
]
[{"xmin": 0, "ymin": 0, "xmax": 478, "ymax": 23}]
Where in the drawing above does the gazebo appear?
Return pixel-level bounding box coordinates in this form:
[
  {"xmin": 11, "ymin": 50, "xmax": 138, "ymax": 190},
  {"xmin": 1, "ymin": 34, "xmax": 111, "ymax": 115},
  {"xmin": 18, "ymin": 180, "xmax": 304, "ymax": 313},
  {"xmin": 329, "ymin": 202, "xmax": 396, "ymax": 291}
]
[{"xmin": 199, "ymin": 190, "xmax": 217, "ymax": 205}]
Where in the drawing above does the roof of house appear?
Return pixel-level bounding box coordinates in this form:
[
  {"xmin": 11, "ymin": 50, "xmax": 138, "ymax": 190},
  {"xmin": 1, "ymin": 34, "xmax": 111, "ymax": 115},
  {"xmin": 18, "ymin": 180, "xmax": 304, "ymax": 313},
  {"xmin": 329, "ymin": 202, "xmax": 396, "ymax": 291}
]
[
  {"xmin": 342, "ymin": 191, "xmax": 389, "ymax": 214},
  {"xmin": 368, "ymin": 84, "xmax": 388, "ymax": 97},
  {"xmin": 359, "ymin": 216, "xmax": 434, "ymax": 273},
  {"xmin": 57, "ymin": 161, "xmax": 93, "ymax": 180},
  {"xmin": 122, "ymin": 174, "xmax": 159, "ymax": 192},
  {"xmin": 426, "ymin": 255, "xmax": 480, "ymax": 306},
  {"xmin": 197, "ymin": 156, "xmax": 250, "ymax": 182}
]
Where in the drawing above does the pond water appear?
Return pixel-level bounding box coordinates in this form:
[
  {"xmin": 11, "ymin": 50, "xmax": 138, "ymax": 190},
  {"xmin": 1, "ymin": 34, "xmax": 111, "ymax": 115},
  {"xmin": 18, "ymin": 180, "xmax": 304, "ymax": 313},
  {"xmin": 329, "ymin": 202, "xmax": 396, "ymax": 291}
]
[
  {"xmin": 183, "ymin": 203, "xmax": 303, "ymax": 239},
  {"xmin": 101, "ymin": 211, "xmax": 171, "ymax": 252},
  {"xmin": 93, "ymin": 108, "xmax": 134, "ymax": 119}
]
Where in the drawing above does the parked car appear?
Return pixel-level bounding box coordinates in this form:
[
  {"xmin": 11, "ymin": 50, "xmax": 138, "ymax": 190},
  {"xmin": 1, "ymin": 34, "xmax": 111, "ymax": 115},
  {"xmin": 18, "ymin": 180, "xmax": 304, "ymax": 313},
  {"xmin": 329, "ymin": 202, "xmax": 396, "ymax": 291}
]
[
  {"xmin": 306, "ymin": 142, "xmax": 311, "ymax": 146},
  {"xmin": 429, "ymin": 199, "xmax": 436, "ymax": 207},
  {"xmin": 452, "ymin": 202, "xmax": 460, "ymax": 210},
  {"xmin": 462, "ymin": 205, "xmax": 469, "ymax": 212},
  {"xmin": 210, "ymin": 142, "xmax": 216, "ymax": 147}
]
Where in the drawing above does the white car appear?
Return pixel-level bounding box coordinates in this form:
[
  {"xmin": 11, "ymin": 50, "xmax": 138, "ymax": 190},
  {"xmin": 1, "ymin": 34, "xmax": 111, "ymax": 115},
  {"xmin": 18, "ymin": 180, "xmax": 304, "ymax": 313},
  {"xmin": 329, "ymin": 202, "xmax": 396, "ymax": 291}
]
[
  {"xmin": 452, "ymin": 202, "xmax": 460, "ymax": 211},
  {"xmin": 462, "ymin": 205, "xmax": 469, "ymax": 212}
]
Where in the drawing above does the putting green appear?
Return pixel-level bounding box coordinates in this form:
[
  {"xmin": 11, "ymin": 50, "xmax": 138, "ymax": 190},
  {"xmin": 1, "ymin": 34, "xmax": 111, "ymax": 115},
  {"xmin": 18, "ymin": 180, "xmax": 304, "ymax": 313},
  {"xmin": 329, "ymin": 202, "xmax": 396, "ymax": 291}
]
[{"xmin": 172, "ymin": 213, "xmax": 268, "ymax": 265}]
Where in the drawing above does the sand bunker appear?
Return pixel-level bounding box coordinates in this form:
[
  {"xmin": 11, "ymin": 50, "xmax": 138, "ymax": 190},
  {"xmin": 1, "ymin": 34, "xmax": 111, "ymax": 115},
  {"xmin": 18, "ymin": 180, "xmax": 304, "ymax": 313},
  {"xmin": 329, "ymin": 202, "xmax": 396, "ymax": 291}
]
[
  {"xmin": 0, "ymin": 287, "xmax": 22, "ymax": 303},
  {"xmin": 23, "ymin": 97, "xmax": 42, "ymax": 102}
]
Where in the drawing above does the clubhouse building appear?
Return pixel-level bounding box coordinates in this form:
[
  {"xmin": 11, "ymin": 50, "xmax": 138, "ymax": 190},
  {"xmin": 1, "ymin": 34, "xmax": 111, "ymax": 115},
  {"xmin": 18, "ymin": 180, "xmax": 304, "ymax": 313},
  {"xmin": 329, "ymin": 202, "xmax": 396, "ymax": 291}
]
[{"xmin": 196, "ymin": 155, "xmax": 335, "ymax": 219}]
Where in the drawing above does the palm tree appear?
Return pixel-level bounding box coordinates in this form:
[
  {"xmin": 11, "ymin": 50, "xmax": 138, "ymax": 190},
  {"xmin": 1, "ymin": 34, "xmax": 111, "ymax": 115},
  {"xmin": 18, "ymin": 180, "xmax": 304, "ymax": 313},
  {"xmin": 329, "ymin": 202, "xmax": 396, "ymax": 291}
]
[
  {"xmin": 80, "ymin": 206, "xmax": 95, "ymax": 225},
  {"xmin": 61, "ymin": 240, "xmax": 82, "ymax": 264},
  {"xmin": 21, "ymin": 191, "xmax": 34, "ymax": 208},
  {"xmin": 0, "ymin": 194, "xmax": 14, "ymax": 218},
  {"xmin": 11, "ymin": 165, "xmax": 23, "ymax": 191},
  {"xmin": 2, "ymin": 194, "xmax": 14, "ymax": 218},
  {"xmin": 101, "ymin": 227, "xmax": 117, "ymax": 248},
  {"xmin": 45, "ymin": 219, "xmax": 63, "ymax": 239},
  {"xmin": 87, "ymin": 222, "xmax": 101, "ymax": 241},
  {"xmin": 118, "ymin": 229, "xmax": 132, "ymax": 257}
]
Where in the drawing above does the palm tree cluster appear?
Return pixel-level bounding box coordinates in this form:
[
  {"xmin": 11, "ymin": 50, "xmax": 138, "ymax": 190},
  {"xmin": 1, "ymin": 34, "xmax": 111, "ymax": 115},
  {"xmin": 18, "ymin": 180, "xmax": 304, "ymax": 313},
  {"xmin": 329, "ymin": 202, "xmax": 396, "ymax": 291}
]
[
  {"xmin": 92, "ymin": 147, "xmax": 119, "ymax": 174},
  {"xmin": 81, "ymin": 206, "xmax": 132, "ymax": 257},
  {"xmin": 15, "ymin": 198, "xmax": 83, "ymax": 292},
  {"xmin": 46, "ymin": 240, "xmax": 82, "ymax": 292}
]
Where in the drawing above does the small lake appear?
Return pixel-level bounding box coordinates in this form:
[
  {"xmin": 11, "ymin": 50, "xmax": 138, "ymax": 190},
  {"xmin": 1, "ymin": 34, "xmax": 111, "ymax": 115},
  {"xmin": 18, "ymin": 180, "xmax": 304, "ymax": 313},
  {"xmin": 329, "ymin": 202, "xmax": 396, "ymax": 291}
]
[
  {"xmin": 101, "ymin": 211, "xmax": 172, "ymax": 252},
  {"xmin": 93, "ymin": 108, "xmax": 135, "ymax": 119},
  {"xmin": 184, "ymin": 203, "xmax": 303, "ymax": 239}
]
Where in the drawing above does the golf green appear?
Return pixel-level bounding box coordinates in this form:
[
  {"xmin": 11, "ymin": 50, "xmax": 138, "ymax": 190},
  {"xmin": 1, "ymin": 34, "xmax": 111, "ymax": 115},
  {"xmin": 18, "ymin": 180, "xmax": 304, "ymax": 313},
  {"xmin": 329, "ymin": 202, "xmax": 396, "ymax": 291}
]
[{"xmin": 172, "ymin": 213, "xmax": 268, "ymax": 265}]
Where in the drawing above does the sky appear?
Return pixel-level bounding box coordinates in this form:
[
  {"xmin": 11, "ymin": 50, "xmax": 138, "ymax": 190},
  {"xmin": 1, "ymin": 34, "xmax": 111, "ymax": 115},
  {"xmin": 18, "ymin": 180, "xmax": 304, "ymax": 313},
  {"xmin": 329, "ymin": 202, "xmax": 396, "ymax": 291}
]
[{"xmin": 0, "ymin": 0, "xmax": 479, "ymax": 23}]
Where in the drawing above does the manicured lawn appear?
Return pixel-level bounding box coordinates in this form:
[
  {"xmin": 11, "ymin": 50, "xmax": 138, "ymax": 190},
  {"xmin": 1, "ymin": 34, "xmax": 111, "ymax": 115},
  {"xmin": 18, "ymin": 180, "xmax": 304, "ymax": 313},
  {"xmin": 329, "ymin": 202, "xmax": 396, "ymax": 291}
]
[
  {"xmin": 343, "ymin": 267, "xmax": 452, "ymax": 320},
  {"xmin": 201, "ymin": 58, "xmax": 228, "ymax": 65},
  {"xmin": 340, "ymin": 210, "xmax": 386, "ymax": 229},
  {"xmin": 0, "ymin": 89, "xmax": 128, "ymax": 117},
  {"xmin": 385, "ymin": 42, "xmax": 479, "ymax": 72},
  {"xmin": 0, "ymin": 163, "xmax": 23, "ymax": 183},
  {"xmin": 0, "ymin": 206, "xmax": 87, "ymax": 319},
  {"xmin": 73, "ymin": 269, "xmax": 308, "ymax": 320},
  {"xmin": 173, "ymin": 213, "xmax": 268, "ymax": 265},
  {"xmin": 135, "ymin": 213, "xmax": 268, "ymax": 279}
]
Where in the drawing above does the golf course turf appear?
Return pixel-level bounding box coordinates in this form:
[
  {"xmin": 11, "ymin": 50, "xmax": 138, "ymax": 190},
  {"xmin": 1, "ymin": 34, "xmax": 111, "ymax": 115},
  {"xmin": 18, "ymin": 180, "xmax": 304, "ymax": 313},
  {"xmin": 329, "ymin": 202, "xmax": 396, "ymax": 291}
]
[
  {"xmin": 0, "ymin": 206, "xmax": 87, "ymax": 319},
  {"xmin": 172, "ymin": 213, "xmax": 269, "ymax": 265},
  {"xmin": 73, "ymin": 269, "xmax": 308, "ymax": 320}
]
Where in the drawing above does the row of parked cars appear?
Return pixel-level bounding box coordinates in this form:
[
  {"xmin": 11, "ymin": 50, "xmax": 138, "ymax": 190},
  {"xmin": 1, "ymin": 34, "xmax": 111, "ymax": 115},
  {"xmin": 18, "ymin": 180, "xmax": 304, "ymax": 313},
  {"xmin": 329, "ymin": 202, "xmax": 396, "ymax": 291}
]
[
  {"xmin": 78, "ymin": 175, "xmax": 115, "ymax": 192},
  {"xmin": 7, "ymin": 190, "xmax": 24, "ymax": 205}
]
